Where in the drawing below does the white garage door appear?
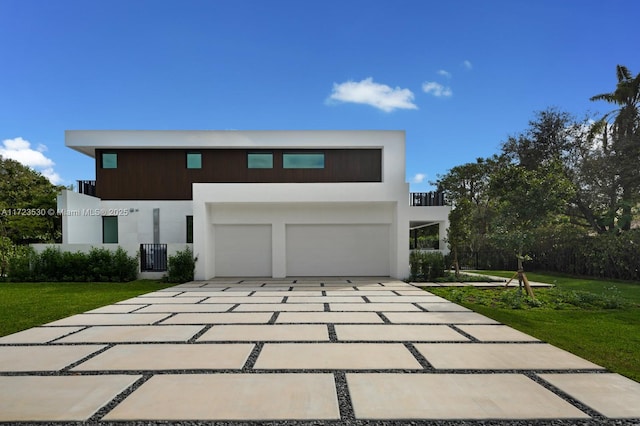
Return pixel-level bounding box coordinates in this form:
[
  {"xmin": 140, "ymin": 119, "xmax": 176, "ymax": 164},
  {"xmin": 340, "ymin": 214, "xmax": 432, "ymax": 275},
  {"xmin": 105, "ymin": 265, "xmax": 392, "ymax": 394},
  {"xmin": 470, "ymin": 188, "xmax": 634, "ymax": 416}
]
[
  {"xmin": 286, "ymin": 224, "xmax": 390, "ymax": 276},
  {"xmin": 214, "ymin": 225, "xmax": 272, "ymax": 277}
]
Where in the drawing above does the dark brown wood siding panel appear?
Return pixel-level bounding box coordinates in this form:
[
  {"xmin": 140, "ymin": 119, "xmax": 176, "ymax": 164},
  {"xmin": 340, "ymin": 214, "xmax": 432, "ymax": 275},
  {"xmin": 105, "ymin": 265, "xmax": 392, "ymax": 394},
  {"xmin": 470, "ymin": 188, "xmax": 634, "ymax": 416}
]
[{"xmin": 96, "ymin": 149, "xmax": 382, "ymax": 200}]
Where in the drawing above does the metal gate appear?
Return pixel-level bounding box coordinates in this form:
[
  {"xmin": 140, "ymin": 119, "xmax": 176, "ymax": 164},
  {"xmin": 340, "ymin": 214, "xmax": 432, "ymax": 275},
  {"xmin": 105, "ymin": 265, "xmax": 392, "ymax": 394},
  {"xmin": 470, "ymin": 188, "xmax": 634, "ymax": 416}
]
[{"xmin": 140, "ymin": 243, "xmax": 167, "ymax": 272}]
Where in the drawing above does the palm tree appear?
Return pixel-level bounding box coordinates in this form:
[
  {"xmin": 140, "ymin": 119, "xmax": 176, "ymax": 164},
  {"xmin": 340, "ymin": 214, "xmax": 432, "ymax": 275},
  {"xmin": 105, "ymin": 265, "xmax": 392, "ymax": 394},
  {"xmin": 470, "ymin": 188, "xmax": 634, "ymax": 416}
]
[{"xmin": 590, "ymin": 65, "xmax": 640, "ymax": 231}]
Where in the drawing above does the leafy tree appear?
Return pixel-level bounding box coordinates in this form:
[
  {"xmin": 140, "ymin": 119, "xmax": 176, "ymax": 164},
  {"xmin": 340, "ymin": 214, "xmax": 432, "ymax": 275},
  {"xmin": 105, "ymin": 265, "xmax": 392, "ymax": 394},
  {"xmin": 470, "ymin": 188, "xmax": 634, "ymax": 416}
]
[
  {"xmin": 0, "ymin": 156, "xmax": 62, "ymax": 244},
  {"xmin": 435, "ymin": 157, "xmax": 501, "ymax": 268},
  {"xmin": 590, "ymin": 65, "xmax": 640, "ymax": 231},
  {"xmin": 489, "ymin": 161, "xmax": 574, "ymax": 294}
]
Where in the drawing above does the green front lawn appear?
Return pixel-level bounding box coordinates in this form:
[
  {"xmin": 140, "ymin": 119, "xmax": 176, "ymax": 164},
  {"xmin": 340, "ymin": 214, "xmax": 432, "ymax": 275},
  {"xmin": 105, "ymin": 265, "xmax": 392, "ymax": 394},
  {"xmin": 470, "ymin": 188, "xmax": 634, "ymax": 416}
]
[
  {"xmin": 428, "ymin": 271, "xmax": 640, "ymax": 382},
  {"xmin": 0, "ymin": 281, "xmax": 173, "ymax": 337}
]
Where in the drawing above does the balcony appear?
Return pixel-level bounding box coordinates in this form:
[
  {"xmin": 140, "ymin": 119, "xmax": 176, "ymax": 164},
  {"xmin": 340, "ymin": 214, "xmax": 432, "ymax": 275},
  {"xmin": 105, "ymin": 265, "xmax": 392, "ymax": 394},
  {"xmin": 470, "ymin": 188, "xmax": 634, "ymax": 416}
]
[
  {"xmin": 410, "ymin": 191, "xmax": 446, "ymax": 207},
  {"xmin": 76, "ymin": 180, "xmax": 96, "ymax": 197}
]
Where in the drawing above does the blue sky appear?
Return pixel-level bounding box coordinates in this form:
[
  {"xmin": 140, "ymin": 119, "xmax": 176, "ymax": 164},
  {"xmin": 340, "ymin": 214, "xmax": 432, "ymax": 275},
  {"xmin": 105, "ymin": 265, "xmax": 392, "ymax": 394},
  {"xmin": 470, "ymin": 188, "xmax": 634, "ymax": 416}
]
[{"xmin": 1, "ymin": 0, "xmax": 638, "ymax": 190}]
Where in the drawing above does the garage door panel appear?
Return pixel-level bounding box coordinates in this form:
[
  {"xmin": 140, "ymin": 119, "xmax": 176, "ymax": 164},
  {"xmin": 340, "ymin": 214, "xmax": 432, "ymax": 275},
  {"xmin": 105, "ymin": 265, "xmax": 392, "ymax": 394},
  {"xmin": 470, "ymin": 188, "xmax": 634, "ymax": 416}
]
[
  {"xmin": 214, "ymin": 225, "xmax": 272, "ymax": 277},
  {"xmin": 286, "ymin": 225, "xmax": 389, "ymax": 276}
]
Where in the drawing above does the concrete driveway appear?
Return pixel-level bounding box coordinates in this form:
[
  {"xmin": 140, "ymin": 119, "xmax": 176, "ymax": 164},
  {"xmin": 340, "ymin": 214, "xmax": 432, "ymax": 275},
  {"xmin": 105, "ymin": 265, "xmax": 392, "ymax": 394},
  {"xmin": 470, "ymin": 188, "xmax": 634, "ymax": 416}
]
[{"xmin": 1, "ymin": 278, "xmax": 639, "ymax": 424}]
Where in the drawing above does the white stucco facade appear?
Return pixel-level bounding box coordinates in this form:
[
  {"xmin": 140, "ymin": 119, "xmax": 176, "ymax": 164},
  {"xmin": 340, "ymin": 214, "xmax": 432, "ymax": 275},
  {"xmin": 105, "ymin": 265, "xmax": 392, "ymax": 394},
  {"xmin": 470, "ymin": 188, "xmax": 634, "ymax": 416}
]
[{"xmin": 57, "ymin": 130, "xmax": 450, "ymax": 279}]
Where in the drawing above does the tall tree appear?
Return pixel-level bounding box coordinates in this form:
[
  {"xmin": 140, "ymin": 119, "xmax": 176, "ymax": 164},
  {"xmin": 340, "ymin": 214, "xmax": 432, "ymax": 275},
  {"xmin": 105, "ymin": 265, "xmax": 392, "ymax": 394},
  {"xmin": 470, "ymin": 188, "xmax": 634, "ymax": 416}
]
[
  {"xmin": 0, "ymin": 156, "xmax": 62, "ymax": 244},
  {"xmin": 590, "ymin": 65, "xmax": 640, "ymax": 231},
  {"xmin": 435, "ymin": 157, "xmax": 502, "ymax": 267}
]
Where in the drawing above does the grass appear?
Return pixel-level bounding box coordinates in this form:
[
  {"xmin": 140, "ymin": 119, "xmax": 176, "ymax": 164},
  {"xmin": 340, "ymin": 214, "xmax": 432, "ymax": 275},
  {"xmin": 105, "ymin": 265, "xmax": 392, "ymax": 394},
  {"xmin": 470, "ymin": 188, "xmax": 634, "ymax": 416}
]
[
  {"xmin": 427, "ymin": 271, "xmax": 640, "ymax": 382},
  {"xmin": 0, "ymin": 280, "xmax": 173, "ymax": 337},
  {"xmin": 476, "ymin": 269, "xmax": 640, "ymax": 303}
]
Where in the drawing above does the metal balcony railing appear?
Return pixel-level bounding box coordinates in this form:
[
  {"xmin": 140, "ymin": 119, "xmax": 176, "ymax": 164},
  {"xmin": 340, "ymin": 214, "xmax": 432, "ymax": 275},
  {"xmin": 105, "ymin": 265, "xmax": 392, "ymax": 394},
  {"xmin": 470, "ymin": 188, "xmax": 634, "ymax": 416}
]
[
  {"xmin": 76, "ymin": 180, "xmax": 96, "ymax": 197},
  {"xmin": 410, "ymin": 191, "xmax": 446, "ymax": 206}
]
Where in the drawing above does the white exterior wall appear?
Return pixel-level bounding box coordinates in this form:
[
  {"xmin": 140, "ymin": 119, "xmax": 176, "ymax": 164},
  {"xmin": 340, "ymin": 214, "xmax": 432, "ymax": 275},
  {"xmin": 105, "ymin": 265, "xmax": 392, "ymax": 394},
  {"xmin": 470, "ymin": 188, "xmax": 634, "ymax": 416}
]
[
  {"xmin": 192, "ymin": 182, "xmax": 408, "ymax": 279},
  {"xmin": 100, "ymin": 200, "xmax": 192, "ymax": 246},
  {"xmin": 60, "ymin": 130, "xmax": 449, "ymax": 280},
  {"xmin": 57, "ymin": 190, "xmax": 102, "ymax": 244},
  {"xmin": 57, "ymin": 193, "xmax": 193, "ymax": 246}
]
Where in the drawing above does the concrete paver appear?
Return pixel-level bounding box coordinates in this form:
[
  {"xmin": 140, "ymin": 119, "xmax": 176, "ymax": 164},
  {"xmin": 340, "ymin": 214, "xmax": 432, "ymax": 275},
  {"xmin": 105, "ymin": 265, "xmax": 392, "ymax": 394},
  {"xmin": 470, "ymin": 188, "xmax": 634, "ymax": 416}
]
[
  {"xmin": 198, "ymin": 324, "xmax": 329, "ymax": 341},
  {"xmin": 324, "ymin": 290, "xmax": 396, "ymax": 296},
  {"xmin": 117, "ymin": 296, "xmax": 207, "ymax": 304},
  {"xmin": 44, "ymin": 313, "xmax": 171, "ymax": 326},
  {"xmin": 347, "ymin": 373, "xmax": 590, "ymax": 419},
  {"xmin": 286, "ymin": 296, "xmax": 366, "ymax": 303},
  {"xmin": 0, "ymin": 375, "xmax": 140, "ymax": 421},
  {"xmin": 72, "ymin": 343, "xmax": 254, "ymax": 371},
  {"xmin": 329, "ymin": 303, "xmax": 420, "ymax": 311},
  {"xmin": 0, "ymin": 345, "xmax": 105, "ymax": 371},
  {"xmin": 384, "ymin": 311, "xmax": 499, "ymax": 324},
  {"xmin": 0, "ymin": 326, "xmax": 84, "ymax": 344},
  {"xmin": 86, "ymin": 304, "xmax": 148, "ymax": 313},
  {"xmin": 276, "ymin": 312, "xmax": 384, "ymax": 323},
  {"xmin": 417, "ymin": 302, "xmax": 471, "ymax": 311},
  {"xmin": 255, "ymin": 343, "xmax": 423, "ymax": 370},
  {"xmin": 367, "ymin": 295, "xmax": 450, "ymax": 303},
  {"xmin": 233, "ymin": 303, "xmax": 325, "ymax": 311},
  {"xmin": 457, "ymin": 324, "xmax": 540, "ymax": 341},
  {"xmin": 200, "ymin": 296, "xmax": 285, "ymax": 303},
  {"xmin": 162, "ymin": 312, "xmax": 273, "ymax": 324},
  {"xmin": 539, "ymin": 373, "xmax": 640, "ymax": 418},
  {"xmin": 56, "ymin": 325, "xmax": 203, "ymax": 343},
  {"xmin": 135, "ymin": 303, "xmax": 235, "ymax": 313},
  {"xmin": 334, "ymin": 324, "xmax": 469, "ymax": 341},
  {"xmin": 102, "ymin": 374, "xmax": 340, "ymax": 421},
  {"xmin": 414, "ymin": 343, "xmax": 604, "ymax": 370}
]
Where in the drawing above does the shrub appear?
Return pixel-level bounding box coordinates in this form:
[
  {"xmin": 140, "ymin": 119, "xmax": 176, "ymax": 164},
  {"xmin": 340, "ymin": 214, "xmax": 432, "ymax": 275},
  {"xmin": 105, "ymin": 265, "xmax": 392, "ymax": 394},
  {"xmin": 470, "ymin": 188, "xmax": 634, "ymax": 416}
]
[
  {"xmin": 165, "ymin": 246, "xmax": 197, "ymax": 283},
  {"xmin": 6, "ymin": 245, "xmax": 37, "ymax": 281},
  {"xmin": 409, "ymin": 251, "xmax": 445, "ymax": 281},
  {"xmin": 6, "ymin": 246, "xmax": 138, "ymax": 282},
  {"xmin": 112, "ymin": 247, "xmax": 138, "ymax": 282}
]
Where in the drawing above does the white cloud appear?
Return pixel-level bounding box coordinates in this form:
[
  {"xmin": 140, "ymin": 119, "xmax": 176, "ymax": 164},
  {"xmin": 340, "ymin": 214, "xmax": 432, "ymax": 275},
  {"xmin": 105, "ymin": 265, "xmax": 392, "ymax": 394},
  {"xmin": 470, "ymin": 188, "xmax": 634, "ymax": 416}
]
[
  {"xmin": 0, "ymin": 137, "xmax": 62, "ymax": 184},
  {"xmin": 411, "ymin": 173, "xmax": 427, "ymax": 184},
  {"xmin": 328, "ymin": 77, "xmax": 417, "ymax": 112},
  {"xmin": 437, "ymin": 69, "xmax": 452, "ymax": 78},
  {"xmin": 422, "ymin": 81, "xmax": 452, "ymax": 98},
  {"xmin": 463, "ymin": 60, "xmax": 473, "ymax": 70}
]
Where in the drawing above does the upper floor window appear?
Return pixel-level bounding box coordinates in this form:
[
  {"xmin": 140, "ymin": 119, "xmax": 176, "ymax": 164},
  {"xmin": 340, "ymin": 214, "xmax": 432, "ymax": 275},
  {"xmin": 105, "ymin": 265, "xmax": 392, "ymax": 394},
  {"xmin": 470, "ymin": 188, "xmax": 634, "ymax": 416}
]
[
  {"xmin": 101, "ymin": 153, "xmax": 117, "ymax": 169},
  {"xmin": 186, "ymin": 152, "xmax": 202, "ymax": 169},
  {"xmin": 283, "ymin": 153, "xmax": 324, "ymax": 169},
  {"xmin": 247, "ymin": 152, "xmax": 273, "ymax": 169}
]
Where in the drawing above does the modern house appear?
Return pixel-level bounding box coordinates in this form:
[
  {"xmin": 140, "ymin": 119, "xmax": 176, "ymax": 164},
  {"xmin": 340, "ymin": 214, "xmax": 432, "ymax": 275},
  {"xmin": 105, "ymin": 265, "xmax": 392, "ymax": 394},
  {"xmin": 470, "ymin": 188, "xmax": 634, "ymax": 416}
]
[{"xmin": 51, "ymin": 130, "xmax": 450, "ymax": 279}]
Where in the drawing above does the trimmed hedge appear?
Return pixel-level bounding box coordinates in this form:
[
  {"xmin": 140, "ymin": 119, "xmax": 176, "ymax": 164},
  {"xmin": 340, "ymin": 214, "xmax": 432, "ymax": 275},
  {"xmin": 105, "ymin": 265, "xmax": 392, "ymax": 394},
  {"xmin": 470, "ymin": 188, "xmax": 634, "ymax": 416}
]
[
  {"xmin": 7, "ymin": 246, "xmax": 138, "ymax": 282},
  {"xmin": 165, "ymin": 246, "xmax": 197, "ymax": 283},
  {"xmin": 409, "ymin": 250, "xmax": 445, "ymax": 281}
]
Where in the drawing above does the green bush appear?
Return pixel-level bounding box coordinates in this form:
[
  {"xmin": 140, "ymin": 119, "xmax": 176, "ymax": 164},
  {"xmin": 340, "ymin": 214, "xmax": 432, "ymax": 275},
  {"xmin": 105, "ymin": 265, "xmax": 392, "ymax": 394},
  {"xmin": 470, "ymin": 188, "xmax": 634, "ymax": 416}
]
[
  {"xmin": 6, "ymin": 246, "xmax": 138, "ymax": 282},
  {"xmin": 165, "ymin": 247, "xmax": 197, "ymax": 283},
  {"xmin": 409, "ymin": 250, "xmax": 445, "ymax": 281},
  {"xmin": 6, "ymin": 245, "xmax": 37, "ymax": 281}
]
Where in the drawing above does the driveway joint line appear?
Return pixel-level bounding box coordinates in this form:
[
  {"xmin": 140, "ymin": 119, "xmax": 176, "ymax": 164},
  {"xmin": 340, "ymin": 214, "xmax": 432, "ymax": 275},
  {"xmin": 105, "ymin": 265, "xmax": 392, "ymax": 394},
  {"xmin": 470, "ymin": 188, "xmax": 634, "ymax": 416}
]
[
  {"xmin": 61, "ymin": 343, "xmax": 114, "ymax": 372},
  {"xmin": 376, "ymin": 312, "xmax": 392, "ymax": 324},
  {"xmin": 447, "ymin": 324, "xmax": 480, "ymax": 342},
  {"xmin": 267, "ymin": 312, "xmax": 279, "ymax": 324},
  {"xmin": 404, "ymin": 342, "xmax": 435, "ymax": 370},
  {"xmin": 526, "ymin": 371, "xmax": 605, "ymax": 420},
  {"xmin": 242, "ymin": 342, "xmax": 263, "ymax": 371},
  {"xmin": 89, "ymin": 373, "xmax": 152, "ymax": 423},
  {"xmin": 187, "ymin": 324, "xmax": 213, "ymax": 343},
  {"xmin": 334, "ymin": 371, "xmax": 356, "ymax": 421},
  {"xmin": 327, "ymin": 324, "xmax": 338, "ymax": 342}
]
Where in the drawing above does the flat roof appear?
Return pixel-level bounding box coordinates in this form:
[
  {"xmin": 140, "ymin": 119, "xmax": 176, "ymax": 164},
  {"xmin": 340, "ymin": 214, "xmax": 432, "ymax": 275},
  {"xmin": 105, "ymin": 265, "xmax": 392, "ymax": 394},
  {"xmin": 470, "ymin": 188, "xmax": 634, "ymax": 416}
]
[{"xmin": 65, "ymin": 130, "xmax": 405, "ymax": 158}]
